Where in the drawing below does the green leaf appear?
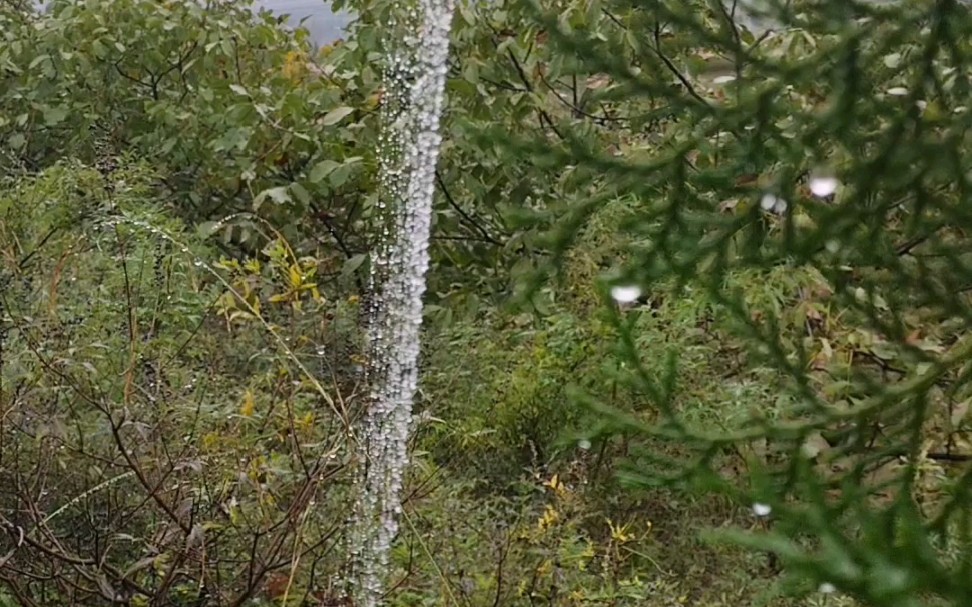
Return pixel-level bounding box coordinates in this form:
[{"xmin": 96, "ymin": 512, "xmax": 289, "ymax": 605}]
[
  {"xmin": 290, "ymin": 182, "xmax": 311, "ymax": 205},
  {"xmin": 342, "ymin": 253, "xmax": 367, "ymax": 276},
  {"xmin": 329, "ymin": 163, "xmax": 353, "ymax": 187},
  {"xmin": 28, "ymin": 54, "xmax": 51, "ymax": 69},
  {"xmin": 253, "ymin": 186, "xmax": 291, "ymax": 210},
  {"xmin": 91, "ymin": 39, "xmax": 107, "ymax": 58},
  {"xmin": 321, "ymin": 106, "xmax": 355, "ymax": 126},
  {"xmin": 308, "ymin": 159, "xmax": 340, "ymax": 183},
  {"xmin": 266, "ymin": 187, "xmax": 291, "ymax": 204},
  {"xmin": 43, "ymin": 106, "xmax": 68, "ymax": 126},
  {"xmin": 7, "ymin": 133, "xmax": 25, "ymax": 149},
  {"xmin": 197, "ymin": 221, "xmax": 221, "ymax": 238}
]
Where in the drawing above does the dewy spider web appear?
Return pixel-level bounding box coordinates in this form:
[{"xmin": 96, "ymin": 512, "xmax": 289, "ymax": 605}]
[{"xmin": 345, "ymin": 0, "xmax": 454, "ymax": 603}]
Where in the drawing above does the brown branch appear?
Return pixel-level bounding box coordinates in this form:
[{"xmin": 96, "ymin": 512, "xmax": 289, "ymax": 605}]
[
  {"xmin": 435, "ymin": 171, "xmax": 504, "ymax": 246},
  {"xmin": 537, "ymin": 70, "xmax": 627, "ymax": 124},
  {"xmin": 650, "ymin": 20, "xmax": 713, "ymax": 109},
  {"xmin": 498, "ymin": 41, "xmax": 565, "ymax": 140}
]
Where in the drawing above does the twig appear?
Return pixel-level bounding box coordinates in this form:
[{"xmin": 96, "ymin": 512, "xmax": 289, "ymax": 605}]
[
  {"xmin": 499, "ymin": 42, "xmax": 566, "ymax": 140},
  {"xmin": 435, "ymin": 171, "xmax": 504, "ymax": 245},
  {"xmin": 537, "ymin": 70, "xmax": 626, "ymax": 124},
  {"xmin": 651, "ymin": 20, "xmax": 713, "ymax": 109}
]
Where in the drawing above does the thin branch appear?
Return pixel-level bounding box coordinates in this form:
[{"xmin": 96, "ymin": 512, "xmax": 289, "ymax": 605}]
[
  {"xmin": 651, "ymin": 20, "xmax": 713, "ymax": 109},
  {"xmin": 435, "ymin": 171, "xmax": 504, "ymax": 245},
  {"xmin": 496, "ymin": 39, "xmax": 566, "ymax": 140},
  {"xmin": 537, "ymin": 71, "xmax": 626, "ymax": 124}
]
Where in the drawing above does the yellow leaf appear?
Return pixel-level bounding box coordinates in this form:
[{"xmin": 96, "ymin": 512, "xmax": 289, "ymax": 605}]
[
  {"xmin": 282, "ymin": 50, "xmax": 306, "ymax": 82},
  {"xmin": 240, "ymin": 390, "xmax": 255, "ymax": 417},
  {"xmin": 922, "ymin": 99, "xmax": 946, "ymax": 122},
  {"xmin": 288, "ymin": 265, "xmax": 302, "ymax": 288},
  {"xmin": 607, "ymin": 518, "xmax": 633, "ymax": 543},
  {"xmin": 364, "ymin": 91, "xmax": 382, "ymax": 110},
  {"xmin": 299, "ymin": 412, "xmax": 315, "ymax": 430},
  {"xmin": 202, "ymin": 432, "xmax": 220, "ymax": 450},
  {"xmin": 537, "ymin": 504, "xmax": 559, "ymax": 530},
  {"xmin": 545, "ymin": 474, "xmax": 567, "ymax": 496},
  {"xmin": 229, "ymin": 309, "xmax": 254, "ymax": 322},
  {"xmin": 244, "ymin": 259, "xmax": 261, "ymax": 273}
]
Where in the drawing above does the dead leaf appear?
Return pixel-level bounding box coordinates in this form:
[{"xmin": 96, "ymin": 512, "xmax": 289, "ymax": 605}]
[
  {"xmin": 801, "ymin": 431, "xmax": 830, "ymax": 459},
  {"xmin": 951, "ymin": 399, "xmax": 970, "ymax": 429},
  {"xmin": 734, "ymin": 173, "xmax": 759, "ymax": 188},
  {"xmin": 586, "ymin": 74, "xmax": 611, "ymax": 89},
  {"xmin": 718, "ymin": 198, "xmax": 739, "ymax": 213}
]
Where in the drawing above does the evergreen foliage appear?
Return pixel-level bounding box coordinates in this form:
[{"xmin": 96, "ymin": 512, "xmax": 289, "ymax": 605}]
[{"xmin": 487, "ymin": 0, "xmax": 972, "ymax": 605}]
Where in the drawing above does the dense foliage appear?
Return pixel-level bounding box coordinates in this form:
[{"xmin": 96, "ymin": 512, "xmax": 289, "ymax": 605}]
[{"xmin": 3, "ymin": 0, "xmax": 972, "ymax": 605}]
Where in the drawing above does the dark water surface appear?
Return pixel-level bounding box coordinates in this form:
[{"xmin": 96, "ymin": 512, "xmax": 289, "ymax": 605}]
[
  {"xmin": 32, "ymin": 0, "xmax": 354, "ymax": 44},
  {"xmin": 252, "ymin": 0, "xmax": 354, "ymax": 44}
]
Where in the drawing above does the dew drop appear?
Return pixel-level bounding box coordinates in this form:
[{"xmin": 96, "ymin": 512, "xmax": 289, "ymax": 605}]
[
  {"xmin": 809, "ymin": 174, "xmax": 839, "ymax": 198},
  {"xmin": 610, "ymin": 285, "xmax": 642, "ymax": 304},
  {"xmin": 760, "ymin": 193, "xmax": 787, "ymax": 215},
  {"xmin": 760, "ymin": 193, "xmax": 779, "ymax": 211}
]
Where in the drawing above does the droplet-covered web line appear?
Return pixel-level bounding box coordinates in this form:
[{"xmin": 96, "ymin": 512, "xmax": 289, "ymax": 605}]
[{"xmin": 346, "ymin": 0, "xmax": 455, "ymax": 603}]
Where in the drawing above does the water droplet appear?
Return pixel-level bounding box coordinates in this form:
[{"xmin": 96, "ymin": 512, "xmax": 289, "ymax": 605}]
[
  {"xmin": 760, "ymin": 193, "xmax": 787, "ymax": 214},
  {"xmin": 752, "ymin": 502, "xmax": 772, "ymax": 517},
  {"xmin": 610, "ymin": 285, "xmax": 642, "ymax": 304},
  {"xmin": 809, "ymin": 174, "xmax": 839, "ymax": 198}
]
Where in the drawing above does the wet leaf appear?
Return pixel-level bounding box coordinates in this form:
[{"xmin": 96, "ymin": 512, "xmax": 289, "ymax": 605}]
[
  {"xmin": 309, "ymin": 159, "xmax": 341, "ymax": 183},
  {"xmin": 321, "ymin": 106, "xmax": 354, "ymax": 126}
]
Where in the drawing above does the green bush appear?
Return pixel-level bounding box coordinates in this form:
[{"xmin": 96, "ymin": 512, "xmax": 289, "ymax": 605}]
[{"xmin": 0, "ymin": 160, "xmax": 363, "ymax": 605}]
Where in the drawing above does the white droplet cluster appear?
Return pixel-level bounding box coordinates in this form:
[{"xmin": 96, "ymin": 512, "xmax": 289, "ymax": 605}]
[
  {"xmin": 759, "ymin": 192, "xmax": 788, "ymax": 215},
  {"xmin": 346, "ymin": 0, "xmax": 455, "ymax": 604}
]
